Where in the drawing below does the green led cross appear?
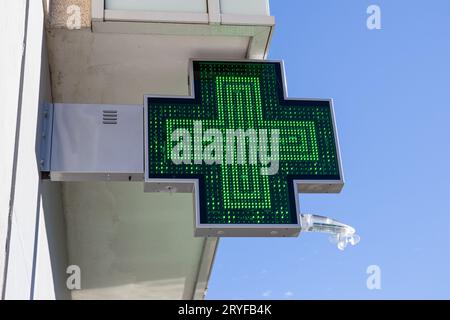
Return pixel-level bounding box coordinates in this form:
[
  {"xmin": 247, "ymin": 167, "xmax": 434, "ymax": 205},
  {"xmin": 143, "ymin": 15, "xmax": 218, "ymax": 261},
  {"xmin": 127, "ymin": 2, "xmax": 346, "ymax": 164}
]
[{"xmin": 146, "ymin": 61, "xmax": 342, "ymax": 228}]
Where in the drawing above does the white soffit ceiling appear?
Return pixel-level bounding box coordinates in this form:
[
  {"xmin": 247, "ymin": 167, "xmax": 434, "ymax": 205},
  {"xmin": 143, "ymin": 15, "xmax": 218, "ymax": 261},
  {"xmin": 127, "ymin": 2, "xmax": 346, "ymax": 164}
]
[{"xmin": 47, "ymin": 30, "xmax": 249, "ymax": 104}]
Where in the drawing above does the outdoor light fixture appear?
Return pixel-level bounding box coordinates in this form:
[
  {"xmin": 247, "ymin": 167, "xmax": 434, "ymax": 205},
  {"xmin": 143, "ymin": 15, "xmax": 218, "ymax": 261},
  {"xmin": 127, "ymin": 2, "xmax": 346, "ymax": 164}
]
[{"xmin": 300, "ymin": 214, "xmax": 360, "ymax": 251}]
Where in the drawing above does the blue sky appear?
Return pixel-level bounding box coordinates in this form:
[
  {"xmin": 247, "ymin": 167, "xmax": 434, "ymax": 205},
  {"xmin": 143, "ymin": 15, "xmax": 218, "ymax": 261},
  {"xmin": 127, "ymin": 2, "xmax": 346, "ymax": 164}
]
[{"xmin": 207, "ymin": 0, "xmax": 450, "ymax": 299}]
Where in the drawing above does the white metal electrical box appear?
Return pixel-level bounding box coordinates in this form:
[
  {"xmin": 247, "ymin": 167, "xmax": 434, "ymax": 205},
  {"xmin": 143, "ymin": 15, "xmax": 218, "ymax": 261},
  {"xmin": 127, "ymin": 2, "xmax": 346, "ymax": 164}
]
[{"xmin": 46, "ymin": 103, "xmax": 143, "ymax": 181}]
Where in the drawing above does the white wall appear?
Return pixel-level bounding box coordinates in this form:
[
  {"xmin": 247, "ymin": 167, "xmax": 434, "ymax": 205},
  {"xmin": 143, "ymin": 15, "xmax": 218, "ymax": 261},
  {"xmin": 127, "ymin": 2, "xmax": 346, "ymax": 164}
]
[
  {"xmin": 220, "ymin": 0, "xmax": 270, "ymax": 15},
  {"xmin": 104, "ymin": 0, "xmax": 270, "ymax": 15},
  {"xmin": 0, "ymin": 0, "xmax": 27, "ymax": 297},
  {"xmin": 105, "ymin": 0, "xmax": 207, "ymax": 12},
  {"xmin": 0, "ymin": 0, "xmax": 69, "ymax": 299}
]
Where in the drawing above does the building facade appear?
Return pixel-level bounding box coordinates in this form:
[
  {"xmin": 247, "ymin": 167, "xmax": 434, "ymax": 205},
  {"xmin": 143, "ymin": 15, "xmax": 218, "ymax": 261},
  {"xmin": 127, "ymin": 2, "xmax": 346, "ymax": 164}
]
[{"xmin": 0, "ymin": 0, "xmax": 274, "ymax": 299}]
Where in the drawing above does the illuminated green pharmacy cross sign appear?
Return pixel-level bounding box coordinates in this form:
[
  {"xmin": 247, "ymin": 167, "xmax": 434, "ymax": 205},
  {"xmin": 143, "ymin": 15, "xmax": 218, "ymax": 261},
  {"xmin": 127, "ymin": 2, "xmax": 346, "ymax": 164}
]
[{"xmin": 146, "ymin": 61, "xmax": 343, "ymax": 236}]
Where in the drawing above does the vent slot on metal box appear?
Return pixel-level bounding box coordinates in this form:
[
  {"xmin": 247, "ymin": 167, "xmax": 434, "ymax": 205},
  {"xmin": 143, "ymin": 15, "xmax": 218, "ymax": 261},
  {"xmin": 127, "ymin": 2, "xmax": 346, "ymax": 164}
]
[{"xmin": 103, "ymin": 110, "xmax": 118, "ymax": 124}]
